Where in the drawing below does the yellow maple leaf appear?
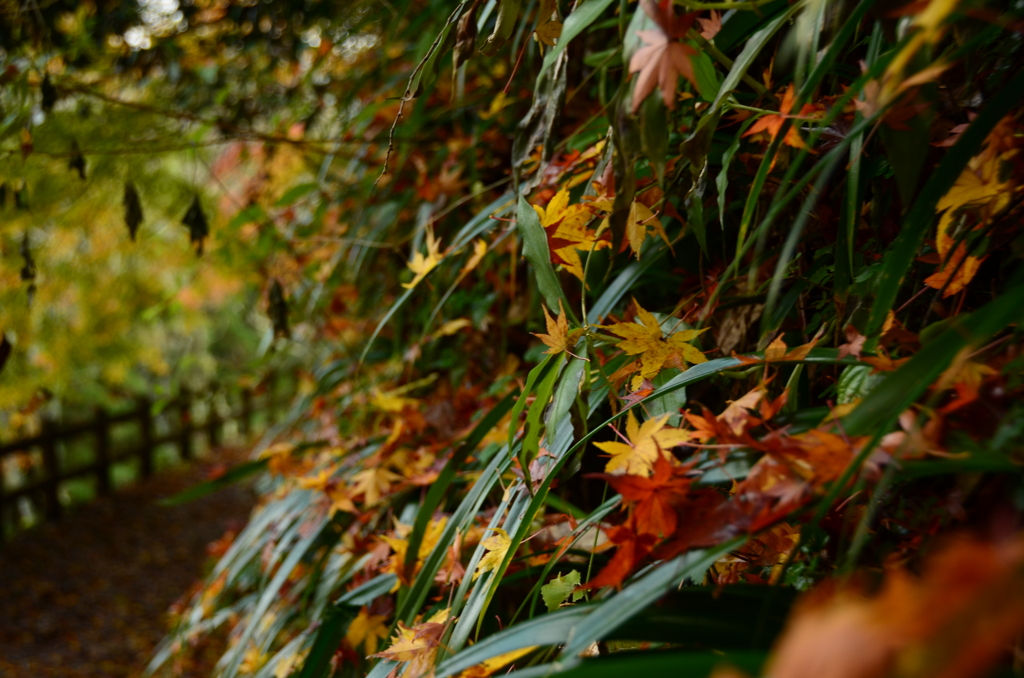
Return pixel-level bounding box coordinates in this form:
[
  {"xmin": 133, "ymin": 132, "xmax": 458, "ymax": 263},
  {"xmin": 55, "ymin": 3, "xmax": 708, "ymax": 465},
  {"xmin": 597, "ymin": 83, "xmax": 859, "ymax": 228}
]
[
  {"xmin": 273, "ymin": 648, "xmax": 309, "ymax": 678},
  {"xmin": 935, "ymin": 347, "xmax": 997, "ymax": 394},
  {"xmin": 456, "ymin": 646, "xmax": 538, "ymax": 678},
  {"xmin": 296, "ymin": 467, "xmax": 335, "ymax": 492},
  {"xmin": 604, "ymin": 302, "xmax": 708, "ymax": 385},
  {"xmin": 625, "ymin": 200, "xmax": 672, "ymax": 259},
  {"xmin": 533, "ymin": 187, "xmax": 609, "ymax": 281},
  {"xmin": 346, "ymin": 607, "xmax": 390, "ymax": 654},
  {"xmin": 240, "ymin": 644, "xmax": 268, "ymax": 674},
  {"xmin": 352, "ymin": 466, "xmax": 402, "ymax": 505},
  {"xmin": 374, "ymin": 608, "xmax": 452, "ymax": 678},
  {"xmin": 432, "ymin": 317, "xmax": 473, "ymax": 341},
  {"xmin": 383, "ymin": 517, "xmax": 450, "ymax": 584},
  {"xmin": 594, "ymin": 410, "xmax": 691, "ymax": 476},
  {"xmin": 533, "ymin": 300, "xmax": 583, "ymax": 357},
  {"xmin": 479, "ymin": 91, "xmax": 512, "ymax": 120},
  {"xmin": 371, "ymin": 387, "xmax": 417, "ymax": 413},
  {"xmin": 461, "ymin": 239, "xmax": 488, "ymax": 275},
  {"xmin": 326, "ymin": 485, "xmax": 357, "ymax": 516},
  {"xmin": 535, "ymin": 0, "xmax": 562, "ymax": 46},
  {"xmin": 402, "ymin": 227, "xmax": 443, "ymax": 289},
  {"xmin": 473, "ymin": 528, "xmax": 512, "ymax": 580}
]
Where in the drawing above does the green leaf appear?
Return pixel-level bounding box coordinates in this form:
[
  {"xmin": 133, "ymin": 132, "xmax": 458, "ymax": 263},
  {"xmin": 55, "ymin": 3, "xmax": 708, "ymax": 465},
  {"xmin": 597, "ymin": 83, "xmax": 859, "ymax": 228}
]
[
  {"xmin": 508, "ymin": 649, "xmax": 767, "ymax": 678},
  {"xmin": 847, "ymin": 284, "xmax": 1024, "ymax": 437},
  {"xmin": 518, "ymin": 195, "xmax": 573, "ymax": 319},
  {"xmin": 295, "ymin": 604, "xmax": 357, "ymax": 678},
  {"xmin": 836, "ymin": 364, "xmax": 883, "ymax": 405},
  {"xmin": 274, "ymin": 182, "xmax": 319, "ymax": 207},
  {"xmin": 690, "ymin": 48, "xmax": 720, "ymax": 102},
  {"xmin": 639, "ymin": 95, "xmax": 669, "ymax": 185},
  {"xmin": 480, "ymin": 0, "xmax": 522, "ymax": 56},
  {"xmin": 546, "ymin": 355, "xmax": 586, "ymax": 433},
  {"xmin": 437, "ymin": 607, "xmax": 591, "ymax": 678},
  {"xmin": 406, "ymin": 5, "xmax": 466, "ymax": 98},
  {"xmin": 437, "ymin": 583, "xmax": 785, "ymax": 678},
  {"xmin": 588, "ymin": 251, "xmax": 668, "ymax": 324},
  {"xmin": 519, "ymin": 353, "xmax": 564, "ymax": 482},
  {"xmin": 536, "ymin": 0, "xmax": 618, "ymax": 81},
  {"xmin": 561, "ymin": 539, "xmax": 745, "ymax": 657},
  {"xmin": 541, "ymin": 570, "xmax": 582, "ymax": 612},
  {"xmin": 398, "ymin": 391, "xmax": 518, "ymax": 617},
  {"xmin": 221, "ymin": 517, "xmax": 329, "ymax": 678},
  {"xmin": 358, "ymin": 285, "xmax": 417, "ymax": 366},
  {"xmin": 709, "ymin": 7, "xmax": 796, "ymax": 115},
  {"xmin": 508, "ymin": 353, "xmax": 557, "ymax": 454}
]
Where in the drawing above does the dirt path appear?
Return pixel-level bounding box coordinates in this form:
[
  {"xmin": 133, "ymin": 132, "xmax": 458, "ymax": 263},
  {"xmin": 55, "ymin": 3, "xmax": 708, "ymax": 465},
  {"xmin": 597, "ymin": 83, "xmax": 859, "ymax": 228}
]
[{"xmin": 0, "ymin": 450, "xmax": 256, "ymax": 678}]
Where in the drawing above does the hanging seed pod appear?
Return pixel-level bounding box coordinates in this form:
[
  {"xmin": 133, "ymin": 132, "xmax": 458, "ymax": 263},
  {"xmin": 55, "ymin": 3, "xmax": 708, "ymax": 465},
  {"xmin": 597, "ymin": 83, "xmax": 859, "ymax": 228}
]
[
  {"xmin": 268, "ymin": 279, "xmax": 290, "ymax": 338},
  {"xmin": 124, "ymin": 182, "xmax": 143, "ymax": 241},
  {"xmin": 14, "ymin": 181, "xmax": 28, "ymax": 210},
  {"xmin": 68, "ymin": 140, "xmax": 86, "ymax": 179},
  {"xmin": 181, "ymin": 195, "xmax": 209, "ymax": 255},
  {"xmin": 0, "ymin": 333, "xmax": 10, "ymax": 376},
  {"xmin": 41, "ymin": 75, "xmax": 58, "ymax": 112},
  {"xmin": 20, "ymin": 232, "xmax": 36, "ymax": 305}
]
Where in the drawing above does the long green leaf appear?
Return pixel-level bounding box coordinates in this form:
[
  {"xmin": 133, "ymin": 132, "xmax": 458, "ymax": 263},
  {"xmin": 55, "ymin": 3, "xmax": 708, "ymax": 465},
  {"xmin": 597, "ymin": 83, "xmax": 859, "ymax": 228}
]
[
  {"xmin": 560, "ymin": 539, "xmax": 745, "ymax": 657},
  {"xmin": 536, "ymin": 0, "xmax": 618, "ymax": 81},
  {"xmin": 399, "ymin": 391, "xmax": 518, "ymax": 613},
  {"xmin": 295, "ymin": 604, "xmax": 357, "ymax": 678},
  {"xmin": 507, "ymin": 649, "xmax": 767, "ymax": 678},
  {"xmin": 846, "ymin": 282, "xmax": 1024, "ymax": 437},
  {"xmin": 517, "ymin": 195, "xmax": 573, "ymax": 320}
]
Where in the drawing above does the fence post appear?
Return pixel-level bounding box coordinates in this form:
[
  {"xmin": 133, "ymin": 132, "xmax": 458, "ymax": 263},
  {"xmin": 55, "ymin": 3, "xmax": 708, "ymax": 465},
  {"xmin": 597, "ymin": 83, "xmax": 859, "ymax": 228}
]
[
  {"xmin": 40, "ymin": 415, "xmax": 61, "ymax": 521},
  {"xmin": 0, "ymin": 454, "xmax": 7, "ymax": 544},
  {"xmin": 179, "ymin": 387, "xmax": 193, "ymax": 461},
  {"xmin": 206, "ymin": 385, "xmax": 222, "ymax": 452},
  {"xmin": 94, "ymin": 407, "xmax": 112, "ymax": 496},
  {"xmin": 267, "ymin": 371, "xmax": 278, "ymax": 424},
  {"xmin": 139, "ymin": 397, "xmax": 154, "ymax": 478},
  {"xmin": 240, "ymin": 386, "xmax": 253, "ymax": 437}
]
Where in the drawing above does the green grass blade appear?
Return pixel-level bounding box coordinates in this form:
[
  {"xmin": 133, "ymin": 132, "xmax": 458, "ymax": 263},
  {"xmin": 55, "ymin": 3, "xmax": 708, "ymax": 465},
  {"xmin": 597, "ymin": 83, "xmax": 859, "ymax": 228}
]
[
  {"xmin": 865, "ymin": 68, "xmax": 1024, "ymax": 342},
  {"xmin": 518, "ymin": 195, "xmax": 575, "ymax": 321}
]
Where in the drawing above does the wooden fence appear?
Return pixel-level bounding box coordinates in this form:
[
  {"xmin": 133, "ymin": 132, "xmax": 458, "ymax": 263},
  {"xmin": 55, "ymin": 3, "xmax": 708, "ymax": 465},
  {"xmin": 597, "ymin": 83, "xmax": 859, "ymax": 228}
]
[{"xmin": 0, "ymin": 373, "xmax": 288, "ymax": 539}]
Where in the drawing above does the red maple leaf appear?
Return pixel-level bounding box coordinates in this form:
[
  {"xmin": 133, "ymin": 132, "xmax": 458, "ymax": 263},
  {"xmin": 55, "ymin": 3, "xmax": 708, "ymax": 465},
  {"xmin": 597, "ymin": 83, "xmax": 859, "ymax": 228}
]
[
  {"xmin": 590, "ymin": 454, "xmax": 694, "ymax": 538},
  {"xmin": 628, "ymin": 0, "xmax": 699, "ymax": 113},
  {"xmin": 581, "ymin": 521, "xmax": 659, "ymax": 590}
]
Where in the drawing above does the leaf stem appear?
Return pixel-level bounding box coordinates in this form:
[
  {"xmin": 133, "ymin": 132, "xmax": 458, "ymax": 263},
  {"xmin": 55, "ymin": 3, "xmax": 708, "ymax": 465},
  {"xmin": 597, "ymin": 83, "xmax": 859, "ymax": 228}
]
[{"xmin": 687, "ymin": 30, "xmax": 768, "ymax": 97}]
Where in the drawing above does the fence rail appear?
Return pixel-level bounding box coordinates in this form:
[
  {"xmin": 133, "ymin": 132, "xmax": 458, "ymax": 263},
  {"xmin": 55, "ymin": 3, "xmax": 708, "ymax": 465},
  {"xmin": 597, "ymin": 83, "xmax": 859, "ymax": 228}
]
[{"xmin": 0, "ymin": 373, "xmax": 287, "ymax": 539}]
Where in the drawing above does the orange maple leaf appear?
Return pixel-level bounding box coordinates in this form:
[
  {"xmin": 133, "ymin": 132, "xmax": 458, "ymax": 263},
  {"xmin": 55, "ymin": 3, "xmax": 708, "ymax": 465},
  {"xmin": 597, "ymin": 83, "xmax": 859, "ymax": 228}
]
[
  {"xmin": 733, "ymin": 329, "xmax": 823, "ymax": 365},
  {"xmin": 924, "ymin": 207, "xmax": 986, "ymax": 298},
  {"xmin": 533, "ymin": 300, "xmax": 584, "ymax": 357},
  {"xmin": 628, "ymin": 0, "xmax": 699, "ymax": 113},
  {"xmin": 743, "ymin": 84, "xmax": 822, "ymax": 150}
]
